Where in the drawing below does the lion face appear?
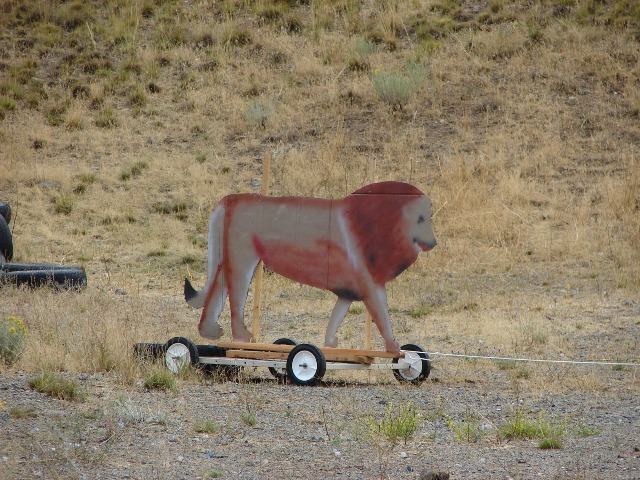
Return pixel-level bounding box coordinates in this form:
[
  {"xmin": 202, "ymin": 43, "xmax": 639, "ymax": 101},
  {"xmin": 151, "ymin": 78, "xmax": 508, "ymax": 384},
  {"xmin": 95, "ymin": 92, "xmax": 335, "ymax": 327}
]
[{"xmin": 403, "ymin": 196, "xmax": 437, "ymax": 253}]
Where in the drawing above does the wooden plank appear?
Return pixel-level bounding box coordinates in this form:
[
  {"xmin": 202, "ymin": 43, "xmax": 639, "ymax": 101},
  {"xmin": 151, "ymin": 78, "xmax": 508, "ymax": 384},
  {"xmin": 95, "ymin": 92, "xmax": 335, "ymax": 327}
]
[
  {"xmin": 226, "ymin": 350, "xmax": 288, "ymax": 360},
  {"xmin": 225, "ymin": 349, "xmax": 374, "ymax": 364},
  {"xmin": 323, "ymin": 354, "xmax": 375, "ymax": 364},
  {"xmin": 215, "ymin": 341, "xmax": 401, "ymax": 359},
  {"xmin": 215, "ymin": 341, "xmax": 295, "ymax": 353},
  {"xmin": 321, "ymin": 347, "xmax": 402, "ymax": 359}
]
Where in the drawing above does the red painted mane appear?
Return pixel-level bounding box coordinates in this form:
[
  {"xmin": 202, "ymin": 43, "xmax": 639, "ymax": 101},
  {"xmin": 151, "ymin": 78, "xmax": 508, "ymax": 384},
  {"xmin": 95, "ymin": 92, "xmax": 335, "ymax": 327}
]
[{"xmin": 345, "ymin": 182, "xmax": 424, "ymax": 285}]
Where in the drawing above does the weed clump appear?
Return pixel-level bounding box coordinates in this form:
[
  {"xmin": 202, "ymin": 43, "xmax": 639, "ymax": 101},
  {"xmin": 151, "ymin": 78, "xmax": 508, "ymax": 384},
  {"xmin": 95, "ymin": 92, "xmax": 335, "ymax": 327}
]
[
  {"xmin": 364, "ymin": 401, "xmax": 421, "ymax": 447},
  {"xmin": 0, "ymin": 315, "xmax": 29, "ymax": 367},
  {"xmin": 28, "ymin": 373, "xmax": 86, "ymax": 402},
  {"xmin": 144, "ymin": 369, "xmax": 178, "ymax": 392},
  {"xmin": 500, "ymin": 408, "xmax": 565, "ymax": 449}
]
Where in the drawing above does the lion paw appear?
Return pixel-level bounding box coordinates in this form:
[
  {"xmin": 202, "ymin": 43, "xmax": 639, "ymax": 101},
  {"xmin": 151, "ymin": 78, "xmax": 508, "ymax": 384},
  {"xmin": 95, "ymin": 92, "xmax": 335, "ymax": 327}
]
[
  {"xmin": 200, "ymin": 323, "xmax": 223, "ymax": 340},
  {"xmin": 232, "ymin": 325, "xmax": 253, "ymax": 343},
  {"xmin": 385, "ymin": 338, "xmax": 400, "ymax": 353},
  {"xmin": 324, "ymin": 336, "xmax": 339, "ymax": 348}
]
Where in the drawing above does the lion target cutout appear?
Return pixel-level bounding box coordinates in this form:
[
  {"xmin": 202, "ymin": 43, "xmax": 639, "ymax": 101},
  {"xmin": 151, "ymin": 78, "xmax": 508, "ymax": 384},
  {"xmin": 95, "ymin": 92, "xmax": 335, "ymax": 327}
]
[{"xmin": 184, "ymin": 181, "xmax": 436, "ymax": 352}]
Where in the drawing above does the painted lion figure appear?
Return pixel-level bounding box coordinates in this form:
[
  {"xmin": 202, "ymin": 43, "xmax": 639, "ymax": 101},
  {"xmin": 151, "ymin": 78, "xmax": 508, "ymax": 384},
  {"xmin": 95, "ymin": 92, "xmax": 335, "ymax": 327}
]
[{"xmin": 184, "ymin": 181, "xmax": 436, "ymax": 352}]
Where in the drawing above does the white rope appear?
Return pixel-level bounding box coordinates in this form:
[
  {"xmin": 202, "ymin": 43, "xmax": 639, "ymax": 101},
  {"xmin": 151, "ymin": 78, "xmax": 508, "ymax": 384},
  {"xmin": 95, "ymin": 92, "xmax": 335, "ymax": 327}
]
[{"xmin": 422, "ymin": 351, "xmax": 640, "ymax": 368}]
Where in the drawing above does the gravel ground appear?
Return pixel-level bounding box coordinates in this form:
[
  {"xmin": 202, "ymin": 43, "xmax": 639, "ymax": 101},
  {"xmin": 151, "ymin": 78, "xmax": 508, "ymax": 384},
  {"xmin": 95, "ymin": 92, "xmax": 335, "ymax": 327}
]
[{"xmin": 1, "ymin": 362, "xmax": 639, "ymax": 480}]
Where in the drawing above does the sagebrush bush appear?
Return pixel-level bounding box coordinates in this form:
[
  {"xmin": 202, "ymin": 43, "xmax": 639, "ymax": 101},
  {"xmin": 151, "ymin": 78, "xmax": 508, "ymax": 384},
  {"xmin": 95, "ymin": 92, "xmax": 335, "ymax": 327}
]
[
  {"xmin": 371, "ymin": 63, "xmax": 428, "ymax": 110},
  {"xmin": 0, "ymin": 315, "xmax": 29, "ymax": 367},
  {"xmin": 244, "ymin": 98, "xmax": 273, "ymax": 128}
]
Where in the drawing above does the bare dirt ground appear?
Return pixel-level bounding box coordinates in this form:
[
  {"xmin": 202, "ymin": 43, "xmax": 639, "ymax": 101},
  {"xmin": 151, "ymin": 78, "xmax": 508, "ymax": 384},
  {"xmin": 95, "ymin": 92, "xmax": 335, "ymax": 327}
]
[{"xmin": 1, "ymin": 271, "xmax": 639, "ymax": 480}]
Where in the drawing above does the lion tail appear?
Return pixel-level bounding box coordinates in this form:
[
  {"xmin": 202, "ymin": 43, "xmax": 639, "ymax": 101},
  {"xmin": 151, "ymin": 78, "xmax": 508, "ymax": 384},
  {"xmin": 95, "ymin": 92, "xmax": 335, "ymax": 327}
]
[
  {"xmin": 184, "ymin": 278, "xmax": 202, "ymax": 307},
  {"xmin": 184, "ymin": 203, "xmax": 226, "ymax": 309}
]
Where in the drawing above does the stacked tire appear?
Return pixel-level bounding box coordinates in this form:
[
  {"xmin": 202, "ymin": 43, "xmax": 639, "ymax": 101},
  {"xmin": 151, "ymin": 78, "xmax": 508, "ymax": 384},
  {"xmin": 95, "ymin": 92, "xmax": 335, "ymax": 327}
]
[
  {"xmin": 0, "ymin": 201, "xmax": 87, "ymax": 290},
  {"xmin": 0, "ymin": 201, "xmax": 12, "ymax": 262}
]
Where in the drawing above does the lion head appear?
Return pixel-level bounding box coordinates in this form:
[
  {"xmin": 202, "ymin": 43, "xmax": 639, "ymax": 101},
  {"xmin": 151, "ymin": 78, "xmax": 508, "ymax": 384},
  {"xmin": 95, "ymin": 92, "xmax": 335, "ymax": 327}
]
[{"xmin": 344, "ymin": 181, "xmax": 437, "ymax": 285}]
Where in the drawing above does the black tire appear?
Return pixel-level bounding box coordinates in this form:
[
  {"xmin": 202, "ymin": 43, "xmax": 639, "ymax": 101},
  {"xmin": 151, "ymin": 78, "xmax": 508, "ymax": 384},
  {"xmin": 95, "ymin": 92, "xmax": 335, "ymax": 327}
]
[
  {"xmin": 393, "ymin": 344, "xmax": 430, "ymax": 384},
  {"xmin": 286, "ymin": 344, "xmax": 326, "ymax": 386},
  {"xmin": 0, "ymin": 267, "xmax": 87, "ymax": 290},
  {"xmin": 165, "ymin": 337, "xmax": 199, "ymax": 373},
  {"xmin": 197, "ymin": 344, "xmax": 227, "ymax": 357},
  {"xmin": 197, "ymin": 344, "xmax": 243, "ymax": 379},
  {"xmin": 0, "ymin": 216, "xmax": 13, "ymax": 262},
  {"xmin": 268, "ymin": 338, "xmax": 297, "ymax": 381},
  {"xmin": 0, "ymin": 262, "xmax": 82, "ymax": 272},
  {"xmin": 0, "ymin": 202, "xmax": 11, "ymax": 224},
  {"xmin": 134, "ymin": 342, "xmax": 167, "ymax": 361}
]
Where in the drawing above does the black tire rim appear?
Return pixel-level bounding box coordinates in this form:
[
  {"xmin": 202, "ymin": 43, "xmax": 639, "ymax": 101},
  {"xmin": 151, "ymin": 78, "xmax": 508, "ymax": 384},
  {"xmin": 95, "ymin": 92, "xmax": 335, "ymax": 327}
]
[
  {"xmin": 268, "ymin": 338, "xmax": 297, "ymax": 380},
  {"xmin": 393, "ymin": 344, "xmax": 430, "ymax": 384},
  {"xmin": 286, "ymin": 344, "xmax": 326, "ymax": 386},
  {"xmin": 165, "ymin": 337, "xmax": 199, "ymax": 373}
]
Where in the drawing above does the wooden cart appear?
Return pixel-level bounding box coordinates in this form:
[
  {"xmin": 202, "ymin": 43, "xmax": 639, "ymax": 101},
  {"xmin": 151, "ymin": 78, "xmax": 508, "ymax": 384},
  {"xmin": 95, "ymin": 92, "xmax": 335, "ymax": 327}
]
[{"xmin": 134, "ymin": 337, "xmax": 431, "ymax": 386}]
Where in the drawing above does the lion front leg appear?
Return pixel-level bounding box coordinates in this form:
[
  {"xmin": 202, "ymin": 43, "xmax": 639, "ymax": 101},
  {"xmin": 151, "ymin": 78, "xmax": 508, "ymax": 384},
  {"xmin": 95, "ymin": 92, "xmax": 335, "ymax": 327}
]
[
  {"xmin": 325, "ymin": 297, "xmax": 352, "ymax": 348},
  {"xmin": 363, "ymin": 285, "xmax": 400, "ymax": 353}
]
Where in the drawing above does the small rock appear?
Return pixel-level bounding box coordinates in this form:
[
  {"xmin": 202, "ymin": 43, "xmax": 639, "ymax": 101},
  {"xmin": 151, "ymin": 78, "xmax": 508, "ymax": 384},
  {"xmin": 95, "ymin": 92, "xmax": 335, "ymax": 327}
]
[
  {"xmin": 399, "ymin": 451, "xmax": 408, "ymax": 458},
  {"xmin": 333, "ymin": 450, "xmax": 341, "ymax": 457},
  {"xmin": 177, "ymin": 455, "xmax": 184, "ymax": 462},
  {"xmin": 168, "ymin": 435, "xmax": 177, "ymax": 443},
  {"xmin": 115, "ymin": 289, "xmax": 127, "ymax": 295},
  {"xmin": 419, "ymin": 470, "xmax": 450, "ymax": 480}
]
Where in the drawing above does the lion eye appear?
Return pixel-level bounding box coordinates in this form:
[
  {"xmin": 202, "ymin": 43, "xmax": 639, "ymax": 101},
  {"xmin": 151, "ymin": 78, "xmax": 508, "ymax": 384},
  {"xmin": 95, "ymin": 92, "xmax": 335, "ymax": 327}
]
[{"xmin": 417, "ymin": 214, "xmax": 425, "ymax": 224}]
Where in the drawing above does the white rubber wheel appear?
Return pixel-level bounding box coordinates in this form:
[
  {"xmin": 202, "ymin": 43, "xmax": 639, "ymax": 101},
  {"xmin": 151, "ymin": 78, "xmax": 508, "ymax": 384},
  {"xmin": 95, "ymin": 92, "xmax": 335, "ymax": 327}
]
[
  {"xmin": 393, "ymin": 344, "xmax": 430, "ymax": 384},
  {"xmin": 165, "ymin": 337, "xmax": 199, "ymax": 373},
  {"xmin": 286, "ymin": 344, "xmax": 326, "ymax": 386}
]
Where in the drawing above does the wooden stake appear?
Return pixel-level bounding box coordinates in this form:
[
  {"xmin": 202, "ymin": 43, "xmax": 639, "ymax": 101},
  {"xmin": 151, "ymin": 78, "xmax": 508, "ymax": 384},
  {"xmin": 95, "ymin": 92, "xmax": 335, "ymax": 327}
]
[
  {"xmin": 251, "ymin": 152, "xmax": 271, "ymax": 343},
  {"xmin": 364, "ymin": 156, "xmax": 376, "ymax": 350}
]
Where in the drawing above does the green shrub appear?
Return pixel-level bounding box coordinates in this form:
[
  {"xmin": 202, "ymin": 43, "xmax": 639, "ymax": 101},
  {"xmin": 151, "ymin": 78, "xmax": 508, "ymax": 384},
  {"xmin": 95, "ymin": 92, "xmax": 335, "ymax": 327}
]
[
  {"xmin": 53, "ymin": 194, "xmax": 74, "ymax": 215},
  {"xmin": 372, "ymin": 62, "xmax": 429, "ymax": 111},
  {"xmin": 0, "ymin": 315, "xmax": 29, "ymax": 367},
  {"xmin": 446, "ymin": 411, "xmax": 483, "ymax": 443},
  {"xmin": 95, "ymin": 105, "xmax": 119, "ymax": 128},
  {"xmin": 28, "ymin": 373, "xmax": 86, "ymax": 401},
  {"xmin": 348, "ymin": 36, "xmax": 375, "ymax": 71},
  {"xmin": 144, "ymin": 369, "xmax": 178, "ymax": 392},
  {"xmin": 194, "ymin": 421, "xmax": 219, "ymax": 434},
  {"xmin": 365, "ymin": 402, "xmax": 421, "ymax": 447},
  {"xmin": 244, "ymin": 99, "xmax": 273, "ymax": 128},
  {"xmin": 241, "ymin": 412, "xmax": 257, "ymax": 426}
]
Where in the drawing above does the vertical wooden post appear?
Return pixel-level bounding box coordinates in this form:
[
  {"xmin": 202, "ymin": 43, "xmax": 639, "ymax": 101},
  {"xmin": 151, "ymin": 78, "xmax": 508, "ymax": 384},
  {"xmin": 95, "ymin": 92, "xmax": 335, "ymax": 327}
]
[
  {"xmin": 364, "ymin": 157, "xmax": 375, "ymax": 350},
  {"xmin": 251, "ymin": 152, "xmax": 271, "ymax": 343}
]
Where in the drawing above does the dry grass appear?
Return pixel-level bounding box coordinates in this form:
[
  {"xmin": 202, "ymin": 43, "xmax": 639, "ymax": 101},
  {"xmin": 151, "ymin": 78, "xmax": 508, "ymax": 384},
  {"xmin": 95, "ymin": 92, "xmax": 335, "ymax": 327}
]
[{"xmin": 0, "ymin": 0, "xmax": 638, "ymax": 393}]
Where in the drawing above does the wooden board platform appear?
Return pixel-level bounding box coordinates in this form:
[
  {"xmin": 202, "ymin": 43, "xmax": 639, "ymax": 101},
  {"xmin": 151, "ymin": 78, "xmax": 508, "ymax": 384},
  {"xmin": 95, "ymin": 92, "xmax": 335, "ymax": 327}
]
[{"xmin": 215, "ymin": 341, "xmax": 402, "ymax": 364}]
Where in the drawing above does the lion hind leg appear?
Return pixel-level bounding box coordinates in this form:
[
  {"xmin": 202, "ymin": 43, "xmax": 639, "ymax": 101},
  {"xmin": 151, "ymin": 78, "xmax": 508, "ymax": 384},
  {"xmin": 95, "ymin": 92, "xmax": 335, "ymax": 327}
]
[
  {"xmin": 227, "ymin": 256, "xmax": 260, "ymax": 343},
  {"xmin": 198, "ymin": 265, "xmax": 227, "ymax": 340},
  {"xmin": 325, "ymin": 297, "xmax": 352, "ymax": 348}
]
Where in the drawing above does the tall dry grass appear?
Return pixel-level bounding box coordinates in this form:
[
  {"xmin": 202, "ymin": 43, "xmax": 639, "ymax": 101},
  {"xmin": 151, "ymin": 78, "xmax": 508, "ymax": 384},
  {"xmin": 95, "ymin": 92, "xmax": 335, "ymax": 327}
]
[{"xmin": 0, "ymin": 0, "xmax": 638, "ymax": 385}]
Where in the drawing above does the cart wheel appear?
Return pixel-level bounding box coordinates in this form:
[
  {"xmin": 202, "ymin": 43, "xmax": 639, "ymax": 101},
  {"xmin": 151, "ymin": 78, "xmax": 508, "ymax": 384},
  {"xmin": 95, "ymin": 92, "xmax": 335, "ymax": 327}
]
[
  {"xmin": 393, "ymin": 344, "xmax": 430, "ymax": 384},
  {"xmin": 165, "ymin": 337, "xmax": 199, "ymax": 373},
  {"xmin": 286, "ymin": 344, "xmax": 326, "ymax": 386},
  {"xmin": 268, "ymin": 338, "xmax": 297, "ymax": 381}
]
